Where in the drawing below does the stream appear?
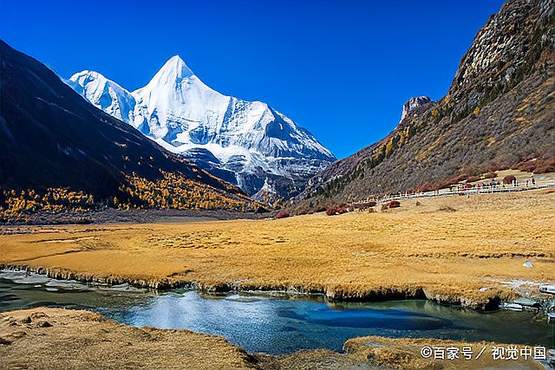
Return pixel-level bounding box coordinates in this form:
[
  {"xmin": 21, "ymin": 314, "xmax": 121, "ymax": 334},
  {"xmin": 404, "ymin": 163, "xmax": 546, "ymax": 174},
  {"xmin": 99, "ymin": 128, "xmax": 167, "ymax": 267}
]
[{"xmin": 0, "ymin": 270, "xmax": 552, "ymax": 354}]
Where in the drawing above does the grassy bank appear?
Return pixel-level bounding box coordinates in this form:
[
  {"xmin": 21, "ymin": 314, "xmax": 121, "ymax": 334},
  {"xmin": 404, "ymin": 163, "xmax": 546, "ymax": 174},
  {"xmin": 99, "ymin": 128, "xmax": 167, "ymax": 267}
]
[
  {"xmin": 0, "ymin": 308, "xmax": 257, "ymax": 369},
  {"xmin": 0, "ymin": 190, "xmax": 553, "ymax": 309},
  {"xmin": 0, "ymin": 308, "xmax": 546, "ymax": 369}
]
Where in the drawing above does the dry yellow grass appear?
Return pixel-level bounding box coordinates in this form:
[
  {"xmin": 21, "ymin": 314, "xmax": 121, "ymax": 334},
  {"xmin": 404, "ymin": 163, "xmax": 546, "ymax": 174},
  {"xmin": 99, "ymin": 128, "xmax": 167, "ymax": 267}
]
[
  {"xmin": 1, "ymin": 190, "xmax": 554, "ymax": 308},
  {"xmin": 0, "ymin": 308, "xmax": 545, "ymax": 370},
  {"xmin": 265, "ymin": 336, "xmax": 547, "ymax": 369},
  {"xmin": 341, "ymin": 336, "xmax": 545, "ymax": 369},
  {"xmin": 0, "ymin": 308, "xmax": 257, "ymax": 369}
]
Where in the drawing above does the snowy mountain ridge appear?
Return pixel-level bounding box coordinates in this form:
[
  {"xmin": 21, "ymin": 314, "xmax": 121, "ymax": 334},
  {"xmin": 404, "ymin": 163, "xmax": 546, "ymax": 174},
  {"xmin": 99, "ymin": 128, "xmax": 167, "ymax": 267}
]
[{"xmin": 67, "ymin": 55, "xmax": 335, "ymax": 199}]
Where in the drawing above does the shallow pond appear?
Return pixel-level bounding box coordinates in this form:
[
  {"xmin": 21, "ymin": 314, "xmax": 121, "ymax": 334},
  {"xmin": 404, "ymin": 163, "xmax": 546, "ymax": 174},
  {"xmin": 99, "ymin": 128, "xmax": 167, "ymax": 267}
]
[{"xmin": 0, "ymin": 270, "xmax": 552, "ymax": 354}]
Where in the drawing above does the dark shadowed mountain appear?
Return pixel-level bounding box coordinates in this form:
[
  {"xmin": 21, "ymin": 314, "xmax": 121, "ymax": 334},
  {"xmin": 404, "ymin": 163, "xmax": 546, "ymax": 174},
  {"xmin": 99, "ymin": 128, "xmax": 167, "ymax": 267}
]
[
  {"xmin": 298, "ymin": 0, "xmax": 554, "ymax": 208},
  {"xmin": 0, "ymin": 40, "xmax": 260, "ymax": 215}
]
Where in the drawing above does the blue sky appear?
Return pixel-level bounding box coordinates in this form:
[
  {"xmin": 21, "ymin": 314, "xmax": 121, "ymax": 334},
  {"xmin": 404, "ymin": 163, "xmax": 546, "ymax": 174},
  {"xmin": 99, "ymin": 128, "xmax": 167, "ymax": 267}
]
[{"xmin": 1, "ymin": 0, "xmax": 504, "ymax": 158}]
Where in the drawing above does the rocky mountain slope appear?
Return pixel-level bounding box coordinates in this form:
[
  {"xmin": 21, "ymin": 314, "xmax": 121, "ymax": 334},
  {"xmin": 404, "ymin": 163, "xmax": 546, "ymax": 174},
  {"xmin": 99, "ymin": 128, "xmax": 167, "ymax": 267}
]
[
  {"xmin": 298, "ymin": 0, "xmax": 554, "ymax": 208},
  {"xmin": 0, "ymin": 40, "xmax": 261, "ymax": 219},
  {"xmin": 399, "ymin": 96, "xmax": 432, "ymax": 123},
  {"xmin": 68, "ymin": 56, "xmax": 335, "ymax": 200}
]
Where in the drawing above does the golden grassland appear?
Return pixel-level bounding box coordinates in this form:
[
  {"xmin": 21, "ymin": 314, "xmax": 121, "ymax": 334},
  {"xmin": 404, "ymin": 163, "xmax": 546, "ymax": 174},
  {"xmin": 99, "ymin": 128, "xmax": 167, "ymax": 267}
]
[
  {"xmin": 1, "ymin": 190, "xmax": 554, "ymax": 308},
  {"xmin": 267, "ymin": 336, "xmax": 547, "ymax": 370},
  {"xmin": 0, "ymin": 308, "xmax": 257, "ymax": 370},
  {"xmin": 0, "ymin": 308, "xmax": 546, "ymax": 370},
  {"xmin": 340, "ymin": 336, "xmax": 546, "ymax": 370}
]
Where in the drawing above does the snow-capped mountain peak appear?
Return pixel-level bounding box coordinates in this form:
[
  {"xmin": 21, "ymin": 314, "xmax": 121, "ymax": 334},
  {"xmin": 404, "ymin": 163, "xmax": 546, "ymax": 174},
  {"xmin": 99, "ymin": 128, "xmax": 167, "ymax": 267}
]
[
  {"xmin": 67, "ymin": 56, "xmax": 335, "ymax": 199},
  {"xmin": 139, "ymin": 55, "xmax": 195, "ymax": 89},
  {"xmin": 68, "ymin": 70, "xmax": 135, "ymax": 123},
  {"xmin": 131, "ymin": 55, "xmax": 227, "ymax": 142}
]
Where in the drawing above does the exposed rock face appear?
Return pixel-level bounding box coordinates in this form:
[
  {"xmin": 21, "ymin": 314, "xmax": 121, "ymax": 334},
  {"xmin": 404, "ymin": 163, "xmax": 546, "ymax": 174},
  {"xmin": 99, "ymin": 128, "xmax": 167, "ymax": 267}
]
[
  {"xmin": 400, "ymin": 96, "xmax": 432, "ymax": 122},
  {"xmin": 298, "ymin": 0, "xmax": 554, "ymax": 207},
  {"xmin": 448, "ymin": 0, "xmax": 553, "ymax": 118}
]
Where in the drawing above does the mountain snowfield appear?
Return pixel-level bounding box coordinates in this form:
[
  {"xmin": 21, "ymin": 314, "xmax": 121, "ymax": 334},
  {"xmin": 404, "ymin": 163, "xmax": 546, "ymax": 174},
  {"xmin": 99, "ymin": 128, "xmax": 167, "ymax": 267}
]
[{"xmin": 67, "ymin": 56, "xmax": 335, "ymax": 199}]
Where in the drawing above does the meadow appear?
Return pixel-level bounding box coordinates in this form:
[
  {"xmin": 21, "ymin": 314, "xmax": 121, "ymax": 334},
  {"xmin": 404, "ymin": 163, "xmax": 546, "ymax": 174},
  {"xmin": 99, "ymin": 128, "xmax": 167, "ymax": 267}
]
[{"xmin": 1, "ymin": 189, "xmax": 553, "ymax": 309}]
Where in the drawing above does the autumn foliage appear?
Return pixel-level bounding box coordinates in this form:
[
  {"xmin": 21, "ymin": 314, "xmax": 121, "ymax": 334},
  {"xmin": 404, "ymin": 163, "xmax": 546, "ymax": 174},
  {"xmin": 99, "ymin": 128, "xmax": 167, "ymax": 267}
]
[
  {"xmin": 0, "ymin": 172, "xmax": 263, "ymax": 221},
  {"xmin": 0, "ymin": 188, "xmax": 94, "ymax": 218},
  {"xmin": 121, "ymin": 172, "xmax": 257, "ymax": 211}
]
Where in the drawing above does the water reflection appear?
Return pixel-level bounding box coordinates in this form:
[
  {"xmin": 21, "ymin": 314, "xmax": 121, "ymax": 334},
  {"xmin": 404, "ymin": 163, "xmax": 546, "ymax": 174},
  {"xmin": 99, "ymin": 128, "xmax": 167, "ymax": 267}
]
[{"xmin": 0, "ymin": 272, "xmax": 552, "ymax": 354}]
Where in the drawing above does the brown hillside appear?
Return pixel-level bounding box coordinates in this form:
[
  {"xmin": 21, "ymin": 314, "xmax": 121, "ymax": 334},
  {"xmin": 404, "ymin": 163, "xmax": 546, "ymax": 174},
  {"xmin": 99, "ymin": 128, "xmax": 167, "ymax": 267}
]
[{"xmin": 299, "ymin": 0, "xmax": 554, "ymax": 207}]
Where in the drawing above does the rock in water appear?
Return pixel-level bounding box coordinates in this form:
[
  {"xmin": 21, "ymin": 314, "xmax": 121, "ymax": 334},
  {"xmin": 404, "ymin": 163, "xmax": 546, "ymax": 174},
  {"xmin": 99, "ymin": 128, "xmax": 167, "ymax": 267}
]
[{"xmin": 523, "ymin": 260, "xmax": 534, "ymax": 268}]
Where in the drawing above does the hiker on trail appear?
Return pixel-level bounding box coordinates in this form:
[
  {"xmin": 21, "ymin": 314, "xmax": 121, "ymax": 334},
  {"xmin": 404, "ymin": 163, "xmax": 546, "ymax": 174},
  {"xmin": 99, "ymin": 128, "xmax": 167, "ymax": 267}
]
[{"xmin": 531, "ymin": 176, "xmax": 536, "ymax": 186}]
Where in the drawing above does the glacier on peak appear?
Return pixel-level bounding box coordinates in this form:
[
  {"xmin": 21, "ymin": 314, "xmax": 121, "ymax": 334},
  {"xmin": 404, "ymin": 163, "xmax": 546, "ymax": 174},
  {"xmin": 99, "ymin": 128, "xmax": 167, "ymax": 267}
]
[
  {"xmin": 154, "ymin": 55, "xmax": 194, "ymax": 79},
  {"xmin": 68, "ymin": 70, "xmax": 136, "ymax": 123},
  {"xmin": 66, "ymin": 56, "xmax": 335, "ymax": 200}
]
